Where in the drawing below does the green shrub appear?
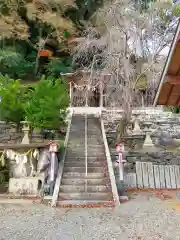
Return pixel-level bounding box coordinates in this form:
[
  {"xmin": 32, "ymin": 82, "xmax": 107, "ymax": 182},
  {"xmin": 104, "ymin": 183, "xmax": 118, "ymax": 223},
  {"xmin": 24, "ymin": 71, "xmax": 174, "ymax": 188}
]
[
  {"xmin": 24, "ymin": 76, "xmax": 69, "ymax": 130},
  {"xmin": 0, "ymin": 75, "xmax": 69, "ymax": 130},
  {"xmin": 0, "ymin": 75, "xmax": 26, "ymax": 125},
  {"xmin": 46, "ymin": 58, "xmax": 72, "ymax": 77},
  {"xmin": 0, "ymin": 48, "xmax": 35, "ymax": 79}
]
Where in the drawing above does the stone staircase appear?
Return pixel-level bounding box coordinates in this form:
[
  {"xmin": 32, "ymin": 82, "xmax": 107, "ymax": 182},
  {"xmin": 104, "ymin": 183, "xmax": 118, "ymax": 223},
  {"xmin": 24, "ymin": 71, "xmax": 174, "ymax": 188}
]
[{"xmin": 57, "ymin": 114, "xmax": 114, "ymax": 207}]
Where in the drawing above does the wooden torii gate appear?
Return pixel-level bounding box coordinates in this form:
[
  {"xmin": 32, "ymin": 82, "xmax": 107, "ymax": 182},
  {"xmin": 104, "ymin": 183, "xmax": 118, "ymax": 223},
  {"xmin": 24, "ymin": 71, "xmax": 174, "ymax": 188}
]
[
  {"xmin": 153, "ymin": 20, "xmax": 180, "ymax": 106},
  {"xmin": 61, "ymin": 70, "xmax": 111, "ymax": 107}
]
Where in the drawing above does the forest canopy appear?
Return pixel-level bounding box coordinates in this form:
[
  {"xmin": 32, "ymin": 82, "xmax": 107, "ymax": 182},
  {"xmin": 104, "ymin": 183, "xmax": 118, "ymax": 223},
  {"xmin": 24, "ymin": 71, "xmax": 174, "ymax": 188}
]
[
  {"xmin": 0, "ymin": 0, "xmax": 179, "ymax": 80},
  {"xmin": 0, "ymin": 0, "xmax": 103, "ymax": 80}
]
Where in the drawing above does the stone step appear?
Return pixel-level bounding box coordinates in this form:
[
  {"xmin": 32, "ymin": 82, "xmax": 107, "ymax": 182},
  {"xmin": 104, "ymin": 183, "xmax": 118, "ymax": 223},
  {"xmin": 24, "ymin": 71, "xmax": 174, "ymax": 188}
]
[
  {"xmin": 87, "ymin": 138, "xmax": 103, "ymax": 141},
  {"xmin": 87, "ymin": 129, "xmax": 101, "ymax": 131},
  {"xmin": 69, "ymin": 136, "xmax": 85, "ymax": 139},
  {"xmin": 69, "ymin": 133, "xmax": 102, "ymax": 136},
  {"xmin": 65, "ymin": 156, "xmax": 106, "ymax": 162},
  {"xmin": 63, "ymin": 172, "xmax": 106, "ymax": 178},
  {"xmin": 67, "ymin": 144, "xmax": 104, "ymax": 148},
  {"xmin": 72, "ymin": 114, "xmax": 85, "ymax": 117},
  {"xmin": 68, "ymin": 141, "xmax": 85, "ymax": 143},
  {"xmin": 58, "ymin": 192, "xmax": 113, "ymax": 201},
  {"xmin": 68, "ymin": 134, "xmax": 85, "ymax": 136},
  {"xmin": 68, "ymin": 138, "xmax": 85, "ymax": 142},
  {"xmin": 70, "ymin": 125, "xmax": 85, "ymax": 128},
  {"xmin": 66, "ymin": 153, "xmax": 105, "ymax": 157},
  {"xmin": 87, "ymin": 139, "xmax": 103, "ymax": 141},
  {"xmin": 65, "ymin": 156, "xmax": 86, "ymax": 160},
  {"xmin": 67, "ymin": 148, "xmax": 104, "ymax": 151},
  {"xmin": 70, "ymin": 122, "xmax": 84, "ymax": 125},
  {"xmin": 88, "ymin": 154, "xmax": 105, "ymax": 158},
  {"xmin": 87, "ymin": 143, "xmax": 104, "ymax": 146},
  {"xmin": 63, "ymin": 167, "xmax": 106, "ymax": 173},
  {"xmin": 67, "ymin": 148, "xmax": 89, "ymax": 152},
  {"xmin": 67, "ymin": 147, "xmax": 104, "ymax": 151},
  {"xmin": 64, "ymin": 161, "xmax": 105, "ymax": 167},
  {"xmin": 88, "ymin": 128, "xmax": 101, "ymax": 131},
  {"xmin": 68, "ymin": 135, "xmax": 85, "ymax": 138},
  {"xmin": 87, "ymin": 133, "xmax": 102, "ymax": 136},
  {"xmin": 87, "ymin": 131, "xmax": 102, "ymax": 134},
  {"xmin": 61, "ymin": 178, "xmax": 110, "ymax": 185},
  {"xmin": 66, "ymin": 150, "xmax": 105, "ymax": 155},
  {"xmin": 71, "ymin": 122, "xmax": 85, "ymax": 125},
  {"xmin": 69, "ymin": 129, "xmax": 85, "ymax": 132},
  {"xmin": 64, "ymin": 161, "xmax": 106, "ymax": 166},
  {"xmin": 87, "ymin": 135, "xmax": 102, "ymax": 137},
  {"xmin": 70, "ymin": 123, "xmax": 84, "ymax": 126},
  {"xmin": 69, "ymin": 131, "xmax": 85, "ymax": 134},
  {"xmin": 65, "ymin": 156, "xmax": 105, "ymax": 160},
  {"xmin": 69, "ymin": 128, "xmax": 84, "ymax": 130},
  {"xmin": 88, "ymin": 121, "xmax": 100, "ymax": 124},
  {"xmin": 87, "ymin": 128, "xmax": 101, "ymax": 131},
  {"xmin": 87, "ymin": 139, "xmax": 103, "ymax": 142},
  {"xmin": 56, "ymin": 200, "xmax": 114, "ymax": 208},
  {"xmin": 71, "ymin": 119, "xmax": 85, "ymax": 122},
  {"xmin": 59, "ymin": 185, "xmax": 111, "ymax": 193},
  {"xmin": 66, "ymin": 147, "xmax": 86, "ymax": 150},
  {"xmin": 87, "ymin": 147, "xmax": 104, "ymax": 150}
]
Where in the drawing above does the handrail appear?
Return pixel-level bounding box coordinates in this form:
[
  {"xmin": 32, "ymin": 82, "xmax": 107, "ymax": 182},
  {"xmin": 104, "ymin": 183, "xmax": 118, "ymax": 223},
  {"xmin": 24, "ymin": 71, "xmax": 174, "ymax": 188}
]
[
  {"xmin": 51, "ymin": 114, "xmax": 72, "ymax": 207},
  {"xmin": 85, "ymin": 114, "xmax": 88, "ymax": 192},
  {"xmin": 100, "ymin": 117, "xmax": 120, "ymax": 207},
  {"xmin": 85, "ymin": 114, "xmax": 88, "ymax": 177}
]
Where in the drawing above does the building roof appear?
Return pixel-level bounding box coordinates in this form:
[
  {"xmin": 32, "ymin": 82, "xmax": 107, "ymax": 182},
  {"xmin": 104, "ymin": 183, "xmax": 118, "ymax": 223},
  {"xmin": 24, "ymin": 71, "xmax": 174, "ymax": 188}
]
[{"xmin": 153, "ymin": 20, "xmax": 180, "ymax": 106}]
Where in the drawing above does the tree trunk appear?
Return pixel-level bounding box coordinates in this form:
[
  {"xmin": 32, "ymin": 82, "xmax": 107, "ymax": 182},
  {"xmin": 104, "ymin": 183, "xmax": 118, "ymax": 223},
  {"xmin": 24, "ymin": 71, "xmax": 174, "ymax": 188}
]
[
  {"xmin": 34, "ymin": 28, "xmax": 43, "ymax": 76},
  {"xmin": 116, "ymin": 117, "xmax": 129, "ymax": 143}
]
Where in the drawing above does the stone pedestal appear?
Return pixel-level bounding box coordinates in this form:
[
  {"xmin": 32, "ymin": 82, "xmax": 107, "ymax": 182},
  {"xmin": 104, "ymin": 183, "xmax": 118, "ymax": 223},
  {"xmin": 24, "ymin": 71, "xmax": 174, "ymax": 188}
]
[
  {"xmin": 143, "ymin": 132, "xmax": 154, "ymax": 147},
  {"xmin": 9, "ymin": 177, "xmax": 43, "ymax": 196}
]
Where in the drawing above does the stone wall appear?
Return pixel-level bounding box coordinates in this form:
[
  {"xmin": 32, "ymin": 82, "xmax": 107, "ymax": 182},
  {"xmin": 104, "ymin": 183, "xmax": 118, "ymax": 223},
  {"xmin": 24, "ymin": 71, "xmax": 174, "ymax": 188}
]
[
  {"xmin": 0, "ymin": 121, "xmax": 64, "ymax": 144},
  {"xmin": 103, "ymin": 108, "xmax": 180, "ymax": 177},
  {"xmin": 0, "ymin": 122, "xmax": 23, "ymax": 144}
]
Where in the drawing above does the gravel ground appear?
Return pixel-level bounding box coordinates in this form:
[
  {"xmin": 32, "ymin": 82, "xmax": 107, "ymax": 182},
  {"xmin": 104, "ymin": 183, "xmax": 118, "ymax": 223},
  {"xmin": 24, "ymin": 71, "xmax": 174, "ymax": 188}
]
[{"xmin": 0, "ymin": 193, "xmax": 180, "ymax": 240}]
